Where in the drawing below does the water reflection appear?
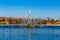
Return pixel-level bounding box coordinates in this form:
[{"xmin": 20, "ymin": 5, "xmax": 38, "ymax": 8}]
[{"xmin": 0, "ymin": 28, "xmax": 59, "ymax": 40}]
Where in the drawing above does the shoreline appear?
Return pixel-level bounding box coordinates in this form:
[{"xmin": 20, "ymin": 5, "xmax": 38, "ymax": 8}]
[{"xmin": 0, "ymin": 24, "xmax": 59, "ymax": 28}]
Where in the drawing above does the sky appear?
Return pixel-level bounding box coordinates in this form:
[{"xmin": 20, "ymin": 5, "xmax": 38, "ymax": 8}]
[{"xmin": 0, "ymin": 0, "xmax": 60, "ymax": 19}]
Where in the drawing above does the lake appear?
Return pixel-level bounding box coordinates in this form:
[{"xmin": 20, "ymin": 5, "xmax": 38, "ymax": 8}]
[{"xmin": 0, "ymin": 26, "xmax": 60, "ymax": 40}]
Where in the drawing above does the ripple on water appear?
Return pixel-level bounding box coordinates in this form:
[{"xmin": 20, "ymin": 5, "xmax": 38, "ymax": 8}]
[{"xmin": 0, "ymin": 26, "xmax": 60, "ymax": 40}]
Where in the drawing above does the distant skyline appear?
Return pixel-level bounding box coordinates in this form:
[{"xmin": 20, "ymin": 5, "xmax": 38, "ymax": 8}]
[{"xmin": 0, "ymin": 0, "xmax": 60, "ymax": 19}]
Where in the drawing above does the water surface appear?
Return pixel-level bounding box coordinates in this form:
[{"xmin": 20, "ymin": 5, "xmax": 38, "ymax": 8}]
[{"xmin": 0, "ymin": 26, "xmax": 60, "ymax": 40}]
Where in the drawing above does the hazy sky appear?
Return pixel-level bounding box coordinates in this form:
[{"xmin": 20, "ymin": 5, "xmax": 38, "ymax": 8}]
[{"xmin": 0, "ymin": 0, "xmax": 60, "ymax": 19}]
